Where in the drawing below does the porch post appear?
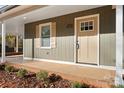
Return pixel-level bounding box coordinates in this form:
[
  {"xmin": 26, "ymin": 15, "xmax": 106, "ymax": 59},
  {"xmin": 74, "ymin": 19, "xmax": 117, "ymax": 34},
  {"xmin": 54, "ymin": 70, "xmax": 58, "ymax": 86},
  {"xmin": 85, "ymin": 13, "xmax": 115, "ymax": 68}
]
[
  {"xmin": 115, "ymin": 5, "xmax": 124, "ymax": 86},
  {"xmin": 16, "ymin": 35, "xmax": 19, "ymax": 53},
  {"xmin": 1, "ymin": 21, "xmax": 6, "ymax": 63}
]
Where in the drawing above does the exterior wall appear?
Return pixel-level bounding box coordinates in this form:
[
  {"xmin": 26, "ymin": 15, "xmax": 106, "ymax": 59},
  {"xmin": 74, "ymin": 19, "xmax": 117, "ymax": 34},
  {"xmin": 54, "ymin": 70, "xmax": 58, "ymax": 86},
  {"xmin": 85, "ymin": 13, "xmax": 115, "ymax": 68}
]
[
  {"xmin": 24, "ymin": 5, "xmax": 116, "ymax": 66},
  {"xmin": 25, "ymin": 16, "xmax": 74, "ymax": 62},
  {"xmin": 24, "ymin": 23, "xmax": 35, "ymax": 58},
  {"xmin": 99, "ymin": 7, "xmax": 116, "ymax": 66},
  {"xmin": 24, "ymin": 39, "xmax": 33, "ymax": 58},
  {"xmin": 100, "ymin": 34, "xmax": 116, "ymax": 66},
  {"xmin": 34, "ymin": 36, "xmax": 74, "ymax": 62}
]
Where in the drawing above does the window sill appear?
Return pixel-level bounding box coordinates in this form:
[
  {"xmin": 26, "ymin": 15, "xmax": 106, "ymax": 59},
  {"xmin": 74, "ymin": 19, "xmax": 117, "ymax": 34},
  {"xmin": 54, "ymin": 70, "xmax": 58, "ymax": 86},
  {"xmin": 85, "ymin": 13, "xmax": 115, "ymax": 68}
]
[{"xmin": 40, "ymin": 47, "xmax": 52, "ymax": 49}]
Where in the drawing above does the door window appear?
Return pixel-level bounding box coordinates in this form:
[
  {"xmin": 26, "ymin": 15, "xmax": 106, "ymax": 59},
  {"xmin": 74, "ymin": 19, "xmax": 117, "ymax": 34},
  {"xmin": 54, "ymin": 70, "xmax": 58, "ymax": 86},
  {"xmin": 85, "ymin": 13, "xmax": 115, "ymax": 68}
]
[{"xmin": 80, "ymin": 20, "xmax": 94, "ymax": 32}]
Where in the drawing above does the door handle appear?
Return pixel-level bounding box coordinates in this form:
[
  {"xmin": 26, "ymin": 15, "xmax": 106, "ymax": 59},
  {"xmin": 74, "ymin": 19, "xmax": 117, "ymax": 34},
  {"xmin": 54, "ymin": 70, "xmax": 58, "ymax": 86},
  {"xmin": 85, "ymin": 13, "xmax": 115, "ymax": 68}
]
[{"xmin": 76, "ymin": 41, "xmax": 79, "ymax": 49}]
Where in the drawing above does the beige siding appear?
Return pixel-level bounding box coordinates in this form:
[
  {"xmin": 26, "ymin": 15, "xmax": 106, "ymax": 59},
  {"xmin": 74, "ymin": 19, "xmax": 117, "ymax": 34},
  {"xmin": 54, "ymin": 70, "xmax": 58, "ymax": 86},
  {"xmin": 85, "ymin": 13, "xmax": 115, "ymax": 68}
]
[
  {"xmin": 34, "ymin": 36, "xmax": 74, "ymax": 62},
  {"xmin": 100, "ymin": 33, "xmax": 116, "ymax": 66},
  {"xmin": 24, "ymin": 39, "xmax": 33, "ymax": 58}
]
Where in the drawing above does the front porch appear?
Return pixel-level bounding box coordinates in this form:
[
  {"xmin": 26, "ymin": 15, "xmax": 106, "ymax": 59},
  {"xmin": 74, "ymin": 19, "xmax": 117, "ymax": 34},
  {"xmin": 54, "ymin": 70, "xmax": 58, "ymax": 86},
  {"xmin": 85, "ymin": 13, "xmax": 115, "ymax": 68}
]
[
  {"xmin": 0, "ymin": 5, "xmax": 123, "ymax": 86},
  {"xmin": 6, "ymin": 55, "xmax": 115, "ymax": 87}
]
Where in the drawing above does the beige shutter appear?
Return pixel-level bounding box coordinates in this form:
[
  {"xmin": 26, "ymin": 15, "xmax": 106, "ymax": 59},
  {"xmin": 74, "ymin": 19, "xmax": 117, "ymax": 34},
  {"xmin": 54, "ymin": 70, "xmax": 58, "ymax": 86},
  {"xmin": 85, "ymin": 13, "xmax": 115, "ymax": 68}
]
[
  {"xmin": 51, "ymin": 22, "xmax": 56, "ymax": 48},
  {"xmin": 35, "ymin": 25, "xmax": 41, "ymax": 48}
]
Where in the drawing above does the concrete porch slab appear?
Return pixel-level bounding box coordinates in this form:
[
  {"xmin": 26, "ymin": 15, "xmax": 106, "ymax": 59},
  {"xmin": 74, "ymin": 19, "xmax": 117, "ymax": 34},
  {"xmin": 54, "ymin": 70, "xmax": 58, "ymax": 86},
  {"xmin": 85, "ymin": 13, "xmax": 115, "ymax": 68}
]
[{"xmin": 6, "ymin": 56, "xmax": 115, "ymax": 87}]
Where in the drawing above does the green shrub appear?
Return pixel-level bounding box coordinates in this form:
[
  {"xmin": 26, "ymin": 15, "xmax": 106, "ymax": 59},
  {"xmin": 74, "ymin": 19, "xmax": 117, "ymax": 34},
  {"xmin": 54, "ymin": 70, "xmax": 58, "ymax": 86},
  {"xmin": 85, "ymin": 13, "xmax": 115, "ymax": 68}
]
[
  {"xmin": 5, "ymin": 65, "xmax": 15, "ymax": 72},
  {"xmin": 16, "ymin": 69, "xmax": 27, "ymax": 78},
  {"xmin": 115, "ymin": 85, "xmax": 124, "ymax": 88},
  {"xmin": 72, "ymin": 82, "xmax": 90, "ymax": 88},
  {"xmin": 36, "ymin": 71, "xmax": 48, "ymax": 81},
  {"xmin": 48, "ymin": 73, "xmax": 62, "ymax": 83}
]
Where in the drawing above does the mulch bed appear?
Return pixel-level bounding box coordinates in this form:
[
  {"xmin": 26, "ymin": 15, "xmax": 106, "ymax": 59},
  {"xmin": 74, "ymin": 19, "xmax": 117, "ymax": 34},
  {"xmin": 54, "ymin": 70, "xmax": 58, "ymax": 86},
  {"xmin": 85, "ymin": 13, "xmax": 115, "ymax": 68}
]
[
  {"xmin": 0, "ymin": 64, "xmax": 105, "ymax": 88},
  {"xmin": 0, "ymin": 70, "xmax": 71, "ymax": 88}
]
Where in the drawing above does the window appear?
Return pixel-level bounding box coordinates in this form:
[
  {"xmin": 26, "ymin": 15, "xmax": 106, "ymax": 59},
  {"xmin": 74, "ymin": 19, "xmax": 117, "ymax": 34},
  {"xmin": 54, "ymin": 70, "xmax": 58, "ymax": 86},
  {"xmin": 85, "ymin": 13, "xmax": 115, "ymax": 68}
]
[
  {"xmin": 37, "ymin": 22, "xmax": 56, "ymax": 49},
  {"xmin": 80, "ymin": 20, "xmax": 94, "ymax": 32},
  {"xmin": 40, "ymin": 23, "xmax": 51, "ymax": 48}
]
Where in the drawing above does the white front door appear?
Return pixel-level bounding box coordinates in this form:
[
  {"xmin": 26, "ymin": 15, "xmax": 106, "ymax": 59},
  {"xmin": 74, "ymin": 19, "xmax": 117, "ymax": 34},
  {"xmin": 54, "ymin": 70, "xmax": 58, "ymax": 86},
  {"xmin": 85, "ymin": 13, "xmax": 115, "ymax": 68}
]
[{"xmin": 75, "ymin": 14, "xmax": 99, "ymax": 64}]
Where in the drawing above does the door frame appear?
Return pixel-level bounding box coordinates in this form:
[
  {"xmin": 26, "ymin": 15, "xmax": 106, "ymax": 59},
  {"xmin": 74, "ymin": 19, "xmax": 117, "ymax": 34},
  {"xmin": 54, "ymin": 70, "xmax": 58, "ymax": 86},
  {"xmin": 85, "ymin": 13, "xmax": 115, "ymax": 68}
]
[{"xmin": 74, "ymin": 14, "xmax": 100, "ymax": 66}]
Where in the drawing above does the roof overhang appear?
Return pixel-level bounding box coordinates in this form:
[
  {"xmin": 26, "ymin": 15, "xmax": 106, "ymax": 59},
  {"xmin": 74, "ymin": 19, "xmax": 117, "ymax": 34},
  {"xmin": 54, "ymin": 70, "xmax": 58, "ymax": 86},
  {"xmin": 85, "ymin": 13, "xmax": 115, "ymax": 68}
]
[
  {"xmin": 0, "ymin": 5, "xmax": 47, "ymax": 21},
  {"xmin": 6, "ymin": 5, "xmax": 105, "ymax": 24},
  {"xmin": 0, "ymin": 5, "xmax": 106, "ymax": 36}
]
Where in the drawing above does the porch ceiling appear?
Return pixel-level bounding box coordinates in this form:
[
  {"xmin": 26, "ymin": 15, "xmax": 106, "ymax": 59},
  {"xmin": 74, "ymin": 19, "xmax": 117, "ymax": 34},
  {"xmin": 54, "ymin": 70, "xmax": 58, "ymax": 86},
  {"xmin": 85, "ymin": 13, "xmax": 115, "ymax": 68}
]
[
  {"xmin": 0, "ymin": 5, "xmax": 47, "ymax": 21},
  {"xmin": 0, "ymin": 5, "xmax": 105, "ymax": 35},
  {"xmin": 6, "ymin": 5, "xmax": 105, "ymax": 24}
]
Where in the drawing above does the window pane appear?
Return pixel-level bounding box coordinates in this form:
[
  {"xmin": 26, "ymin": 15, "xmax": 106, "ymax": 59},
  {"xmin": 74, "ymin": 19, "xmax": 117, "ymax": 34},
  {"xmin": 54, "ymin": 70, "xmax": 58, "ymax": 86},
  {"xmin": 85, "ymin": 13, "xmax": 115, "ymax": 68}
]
[
  {"xmin": 41, "ymin": 25, "xmax": 50, "ymax": 38},
  {"xmin": 41, "ymin": 25, "xmax": 50, "ymax": 47},
  {"xmin": 89, "ymin": 26, "xmax": 93, "ymax": 30},
  {"xmin": 42, "ymin": 38, "xmax": 50, "ymax": 47},
  {"xmin": 85, "ymin": 26, "xmax": 88, "ymax": 30},
  {"xmin": 85, "ymin": 22, "xmax": 89, "ymax": 31},
  {"xmin": 81, "ymin": 22, "xmax": 85, "ymax": 31},
  {"xmin": 81, "ymin": 26, "xmax": 85, "ymax": 31},
  {"xmin": 89, "ymin": 21, "xmax": 93, "ymax": 26},
  {"xmin": 81, "ymin": 22, "xmax": 84, "ymax": 27},
  {"xmin": 85, "ymin": 22, "xmax": 88, "ymax": 27}
]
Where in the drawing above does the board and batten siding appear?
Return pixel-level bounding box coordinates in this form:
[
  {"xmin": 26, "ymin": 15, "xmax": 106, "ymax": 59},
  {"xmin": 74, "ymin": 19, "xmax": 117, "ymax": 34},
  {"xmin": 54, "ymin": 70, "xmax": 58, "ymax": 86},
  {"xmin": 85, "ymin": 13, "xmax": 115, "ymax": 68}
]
[
  {"xmin": 34, "ymin": 36, "xmax": 74, "ymax": 62},
  {"xmin": 99, "ymin": 6, "xmax": 116, "ymax": 66},
  {"xmin": 100, "ymin": 34, "xmax": 116, "ymax": 66},
  {"xmin": 25, "ymin": 14, "xmax": 74, "ymax": 62},
  {"xmin": 24, "ymin": 39, "xmax": 33, "ymax": 58},
  {"xmin": 24, "ymin": 5, "xmax": 117, "ymax": 66}
]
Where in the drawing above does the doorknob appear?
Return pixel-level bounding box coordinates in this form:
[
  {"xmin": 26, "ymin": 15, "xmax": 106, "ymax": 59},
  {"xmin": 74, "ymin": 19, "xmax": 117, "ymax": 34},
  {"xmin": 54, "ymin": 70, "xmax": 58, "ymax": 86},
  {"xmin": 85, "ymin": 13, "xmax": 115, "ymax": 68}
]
[{"xmin": 76, "ymin": 41, "xmax": 79, "ymax": 49}]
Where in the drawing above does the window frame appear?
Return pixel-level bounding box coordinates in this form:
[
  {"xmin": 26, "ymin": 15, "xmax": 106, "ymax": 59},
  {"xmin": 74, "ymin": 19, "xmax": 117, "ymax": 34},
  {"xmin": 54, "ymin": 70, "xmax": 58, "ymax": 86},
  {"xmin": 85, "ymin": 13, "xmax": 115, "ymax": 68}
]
[
  {"xmin": 39, "ymin": 22, "xmax": 52, "ymax": 49},
  {"xmin": 79, "ymin": 20, "xmax": 94, "ymax": 32}
]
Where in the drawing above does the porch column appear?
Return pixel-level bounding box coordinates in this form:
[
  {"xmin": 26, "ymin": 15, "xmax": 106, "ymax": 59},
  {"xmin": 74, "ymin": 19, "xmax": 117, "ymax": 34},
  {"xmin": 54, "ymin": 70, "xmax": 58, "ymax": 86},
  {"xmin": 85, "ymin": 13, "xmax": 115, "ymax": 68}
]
[
  {"xmin": 115, "ymin": 5, "xmax": 124, "ymax": 86},
  {"xmin": 1, "ymin": 21, "xmax": 6, "ymax": 63},
  {"xmin": 16, "ymin": 35, "xmax": 19, "ymax": 53}
]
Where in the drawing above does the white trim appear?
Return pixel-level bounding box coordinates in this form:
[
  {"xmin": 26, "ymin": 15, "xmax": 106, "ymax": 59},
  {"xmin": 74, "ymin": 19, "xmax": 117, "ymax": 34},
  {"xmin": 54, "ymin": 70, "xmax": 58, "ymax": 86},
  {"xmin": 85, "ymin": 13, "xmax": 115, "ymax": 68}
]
[
  {"xmin": 74, "ymin": 14, "xmax": 100, "ymax": 65},
  {"xmin": 39, "ymin": 22, "xmax": 52, "ymax": 49},
  {"xmin": 75, "ymin": 14, "xmax": 100, "ymax": 20},
  {"xmin": 1, "ymin": 21, "xmax": 6, "ymax": 63},
  {"xmin": 74, "ymin": 17, "xmax": 77, "ymax": 63},
  {"xmin": 22, "ymin": 57, "xmax": 124, "ymax": 71},
  {"xmin": 99, "ymin": 65, "xmax": 115, "ymax": 70},
  {"xmin": 79, "ymin": 20, "xmax": 94, "ymax": 32},
  {"xmin": 40, "ymin": 47, "xmax": 52, "ymax": 49},
  {"xmin": 39, "ymin": 22, "xmax": 52, "ymax": 27},
  {"xmin": 97, "ymin": 14, "xmax": 100, "ymax": 66},
  {"xmin": 16, "ymin": 35, "xmax": 19, "ymax": 53},
  {"xmin": 23, "ymin": 22, "xmax": 25, "ymax": 60},
  {"xmin": 24, "ymin": 57, "xmax": 33, "ymax": 60},
  {"xmin": 31, "ymin": 58, "xmax": 117, "ymax": 71},
  {"xmin": 115, "ymin": 5, "xmax": 124, "ymax": 86}
]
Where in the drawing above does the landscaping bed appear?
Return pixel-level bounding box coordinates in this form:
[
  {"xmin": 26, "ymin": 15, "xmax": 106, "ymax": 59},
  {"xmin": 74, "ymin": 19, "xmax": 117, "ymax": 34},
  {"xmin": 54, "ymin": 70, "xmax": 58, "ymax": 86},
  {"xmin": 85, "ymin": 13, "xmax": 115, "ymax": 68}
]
[{"xmin": 0, "ymin": 64, "xmax": 94, "ymax": 88}]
